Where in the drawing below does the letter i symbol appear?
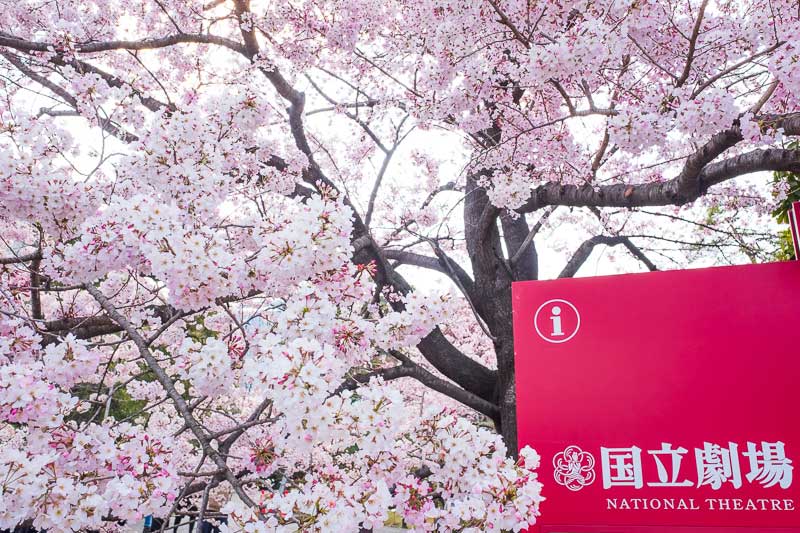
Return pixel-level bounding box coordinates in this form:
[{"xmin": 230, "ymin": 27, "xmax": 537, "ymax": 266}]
[
  {"xmin": 535, "ymin": 299, "xmax": 580, "ymax": 343},
  {"xmin": 550, "ymin": 306, "xmax": 564, "ymax": 336}
]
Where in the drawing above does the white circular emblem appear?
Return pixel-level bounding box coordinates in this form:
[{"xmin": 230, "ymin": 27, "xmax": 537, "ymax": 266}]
[
  {"xmin": 534, "ymin": 299, "xmax": 580, "ymax": 343},
  {"xmin": 553, "ymin": 445, "xmax": 596, "ymax": 491}
]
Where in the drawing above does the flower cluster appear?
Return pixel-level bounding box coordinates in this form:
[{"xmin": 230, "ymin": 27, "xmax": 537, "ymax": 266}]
[
  {"xmin": 0, "ymin": 424, "xmax": 180, "ymax": 532},
  {"xmin": 220, "ymin": 405, "xmax": 543, "ymax": 533}
]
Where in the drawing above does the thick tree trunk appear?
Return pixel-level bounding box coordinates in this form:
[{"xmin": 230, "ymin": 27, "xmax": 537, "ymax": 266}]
[
  {"xmin": 496, "ymin": 340, "xmax": 519, "ymax": 456},
  {"xmin": 463, "ymin": 174, "xmax": 522, "ymax": 456},
  {"xmin": 493, "ymin": 279, "xmax": 519, "ymax": 456}
]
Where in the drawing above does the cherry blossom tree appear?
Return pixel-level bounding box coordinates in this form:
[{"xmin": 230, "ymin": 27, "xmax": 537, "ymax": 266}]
[{"xmin": 1, "ymin": 0, "xmax": 798, "ymax": 530}]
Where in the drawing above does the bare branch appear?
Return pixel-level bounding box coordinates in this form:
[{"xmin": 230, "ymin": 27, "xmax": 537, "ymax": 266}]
[
  {"xmin": 559, "ymin": 235, "xmax": 628, "ymax": 278},
  {"xmin": 691, "ymin": 41, "xmax": 784, "ymax": 98},
  {"xmin": 382, "ymin": 249, "xmax": 475, "ymax": 295},
  {"xmin": 675, "ymin": 0, "xmax": 709, "ymax": 87},
  {"xmin": 510, "ymin": 206, "xmax": 555, "ymax": 266}
]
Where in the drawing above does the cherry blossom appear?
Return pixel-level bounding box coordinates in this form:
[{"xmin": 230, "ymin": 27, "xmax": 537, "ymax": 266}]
[{"xmin": 1, "ymin": 0, "xmax": 798, "ymax": 530}]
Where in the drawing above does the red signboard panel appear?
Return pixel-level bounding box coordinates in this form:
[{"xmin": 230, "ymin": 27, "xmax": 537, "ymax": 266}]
[{"xmin": 513, "ymin": 261, "xmax": 800, "ymax": 531}]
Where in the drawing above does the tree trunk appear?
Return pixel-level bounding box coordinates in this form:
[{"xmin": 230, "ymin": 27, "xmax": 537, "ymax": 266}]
[
  {"xmin": 493, "ymin": 286, "xmax": 519, "ymax": 457},
  {"xmin": 496, "ymin": 341, "xmax": 519, "ymax": 456},
  {"xmin": 463, "ymin": 174, "xmax": 521, "ymax": 456}
]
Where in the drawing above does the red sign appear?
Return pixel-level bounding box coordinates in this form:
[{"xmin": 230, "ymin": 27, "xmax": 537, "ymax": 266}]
[{"xmin": 513, "ymin": 261, "xmax": 800, "ymax": 532}]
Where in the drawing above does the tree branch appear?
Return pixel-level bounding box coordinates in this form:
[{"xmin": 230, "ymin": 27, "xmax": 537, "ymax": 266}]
[
  {"xmin": 85, "ymin": 284, "xmax": 260, "ymax": 511},
  {"xmin": 383, "ymin": 249, "xmax": 476, "ymax": 296},
  {"xmin": 675, "ymin": 0, "xmax": 709, "ymax": 87},
  {"xmin": 485, "ymin": 0, "xmax": 530, "ymax": 48},
  {"xmin": 415, "ymin": 328, "xmax": 497, "ymax": 402},
  {"xmin": 0, "ymin": 32, "xmax": 246, "ymax": 55},
  {"xmin": 1, "ymin": 51, "xmax": 139, "ymax": 142},
  {"xmin": 587, "ymin": 207, "xmax": 659, "ymax": 272},
  {"xmin": 559, "ymin": 235, "xmax": 656, "ymax": 278},
  {"xmin": 510, "ymin": 206, "xmax": 555, "ymax": 267},
  {"xmin": 519, "ymin": 117, "xmax": 800, "ymax": 212},
  {"xmin": 336, "ymin": 352, "xmax": 499, "ymax": 419},
  {"xmin": 692, "ymin": 41, "xmax": 784, "ymax": 98}
]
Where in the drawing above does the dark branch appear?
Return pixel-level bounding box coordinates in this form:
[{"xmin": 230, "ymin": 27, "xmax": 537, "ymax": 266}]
[
  {"xmin": 415, "ymin": 328, "xmax": 497, "ymax": 401},
  {"xmin": 519, "ymin": 118, "xmax": 800, "ymax": 213},
  {"xmin": 336, "ymin": 353, "xmax": 499, "ymax": 419},
  {"xmin": 675, "ymin": 0, "xmax": 709, "ymax": 87},
  {"xmin": 1, "ymin": 51, "xmax": 139, "ymax": 142},
  {"xmin": 334, "ymin": 365, "xmax": 416, "ymax": 394},
  {"xmin": 0, "ymin": 32, "xmax": 246, "ymax": 55},
  {"xmin": 383, "ymin": 249, "xmax": 476, "ymax": 297},
  {"xmin": 559, "ymin": 235, "xmax": 655, "ymax": 278}
]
